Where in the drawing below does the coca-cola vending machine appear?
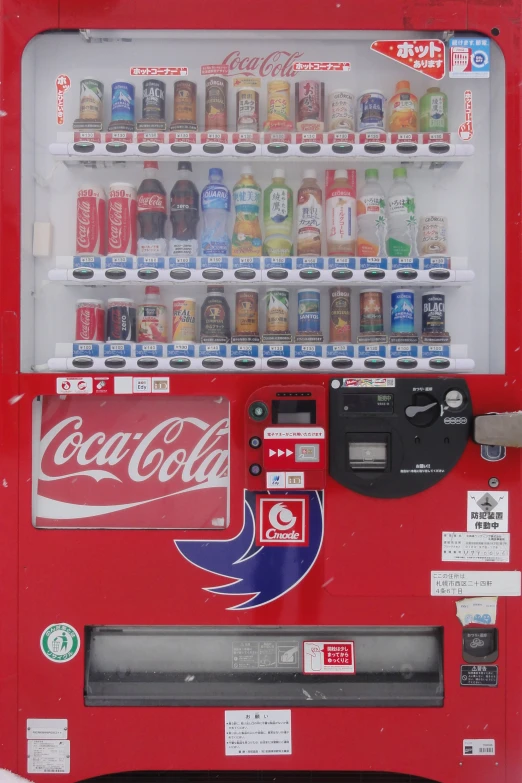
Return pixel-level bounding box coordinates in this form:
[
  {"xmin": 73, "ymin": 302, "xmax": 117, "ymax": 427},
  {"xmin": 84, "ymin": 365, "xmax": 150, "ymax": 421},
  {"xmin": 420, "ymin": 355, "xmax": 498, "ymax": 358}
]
[{"xmin": 3, "ymin": 1, "xmax": 522, "ymax": 782}]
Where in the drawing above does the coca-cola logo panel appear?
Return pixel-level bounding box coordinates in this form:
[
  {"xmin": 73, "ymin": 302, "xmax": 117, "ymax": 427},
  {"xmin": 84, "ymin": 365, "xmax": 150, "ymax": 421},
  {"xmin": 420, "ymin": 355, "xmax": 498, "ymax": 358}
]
[
  {"xmin": 221, "ymin": 50, "xmax": 304, "ymax": 78},
  {"xmin": 35, "ymin": 396, "xmax": 229, "ymax": 529}
]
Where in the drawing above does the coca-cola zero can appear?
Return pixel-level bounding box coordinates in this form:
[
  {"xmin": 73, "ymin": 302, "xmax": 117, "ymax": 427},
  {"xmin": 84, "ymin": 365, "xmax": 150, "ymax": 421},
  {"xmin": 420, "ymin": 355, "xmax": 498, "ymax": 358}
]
[
  {"xmin": 76, "ymin": 185, "xmax": 106, "ymax": 255},
  {"xmin": 107, "ymin": 298, "xmax": 137, "ymax": 341},
  {"xmin": 108, "ymin": 183, "xmax": 137, "ymax": 255},
  {"xmin": 75, "ymin": 299, "xmax": 105, "ymax": 341}
]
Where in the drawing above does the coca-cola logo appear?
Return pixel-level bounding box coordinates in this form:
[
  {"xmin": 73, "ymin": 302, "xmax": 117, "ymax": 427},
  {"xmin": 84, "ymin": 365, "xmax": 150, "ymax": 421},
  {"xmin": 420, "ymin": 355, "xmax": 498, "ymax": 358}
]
[
  {"xmin": 36, "ymin": 397, "xmax": 229, "ymax": 529},
  {"xmin": 138, "ymin": 193, "xmax": 166, "ymax": 213},
  {"xmin": 109, "ymin": 199, "xmax": 124, "ymax": 250},
  {"xmin": 77, "ymin": 198, "xmax": 95, "ymax": 250},
  {"xmin": 222, "ymin": 50, "xmax": 303, "ymax": 78}
]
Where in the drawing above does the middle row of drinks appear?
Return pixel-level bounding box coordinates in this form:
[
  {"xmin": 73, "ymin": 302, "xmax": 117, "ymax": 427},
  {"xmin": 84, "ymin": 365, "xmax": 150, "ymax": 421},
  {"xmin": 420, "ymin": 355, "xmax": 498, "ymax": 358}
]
[
  {"xmin": 75, "ymin": 286, "xmax": 448, "ymax": 344},
  {"xmin": 77, "ymin": 162, "xmax": 449, "ymax": 259}
]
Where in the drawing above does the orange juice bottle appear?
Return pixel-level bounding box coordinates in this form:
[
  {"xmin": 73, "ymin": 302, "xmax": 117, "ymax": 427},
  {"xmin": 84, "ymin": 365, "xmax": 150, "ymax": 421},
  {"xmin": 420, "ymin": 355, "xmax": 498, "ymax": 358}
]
[{"xmin": 388, "ymin": 80, "xmax": 418, "ymax": 132}]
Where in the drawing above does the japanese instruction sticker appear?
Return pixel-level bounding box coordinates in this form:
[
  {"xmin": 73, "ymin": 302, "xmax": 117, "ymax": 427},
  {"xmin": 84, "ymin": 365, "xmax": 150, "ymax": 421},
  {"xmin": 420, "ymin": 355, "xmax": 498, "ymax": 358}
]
[
  {"xmin": 450, "ymin": 38, "xmax": 490, "ymax": 78},
  {"xmin": 461, "ymin": 665, "xmax": 498, "ymax": 687},
  {"xmin": 55, "ymin": 74, "xmax": 70, "ymax": 126},
  {"xmin": 463, "ymin": 739, "xmax": 495, "ymax": 756},
  {"xmin": 442, "ymin": 532, "xmax": 510, "ymax": 563},
  {"xmin": 467, "ymin": 490, "xmax": 508, "ymax": 532},
  {"xmin": 371, "ymin": 39, "xmax": 445, "ymax": 79},
  {"xmin": 303, "ymin": 641, "xmax": 355, "ymax": 674},
  {"xmin": 28, "ymin": 740, "xmax": 70, "ymax": 774},
  {"xmin": 130, "ymin": 67, "xmax": 188, "ymax": 76},
  {"xmin": 456, "ymin": 597, "xmax": 497, "ymax": 626},
  {"xmin": 225, "ymin": 710, "xmax": 291, "ymax": 756},
  {"xmin": 431, "ymin": 570, "xmax": 521, "ymax": 597}
]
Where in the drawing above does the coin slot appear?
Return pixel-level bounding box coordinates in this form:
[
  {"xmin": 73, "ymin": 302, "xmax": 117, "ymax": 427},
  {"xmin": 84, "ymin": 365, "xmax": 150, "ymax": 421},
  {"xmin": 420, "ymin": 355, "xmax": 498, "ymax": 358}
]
[
  {"xmin": 202, "ymin": 142, "xmax": 224, "ymax": 154},
  {"xmin": 299, "ymin": 357, "xmax": 321, "ymax": 369},
  {"xmin": 136, "ymin": 357, "xmax": 159, "ymax": 369},
  {"xmin": 170, "ymin": 143, "xmax": 192, "ymax": 154},
  {"xmin": 234, "ymin": 357, "xmax": 256, "ymax": 369},
  {"xmin": 267, "ymin": 142, "xmax": 288, "ymax": 155},
  {"xmin": 332, "ymin": 357, "xmax": 353, "ymax": 369},
  {"xmin": 266, "ymin": 268, "xmax": 288, "ymax": 280},
  {"xmin": 266, "ymin": 357, "xmax": 288, "ymax": 369},
  {"xmin": 396, "ymin": 142, "xmax": 418, "ymax": 155},
  {"xmin": 104, "ymin": 268, "xmax": 127, "ymax": 280},
  {"xmin": 396, "ymin": 269, "xmax": 418, "ymax": 280},
  {"xmin": 202, "ymin": 268, "xmax": 224, "ymax": 280},
  {"xmin": 202, "ymin": 357, "xmax": 224, "ymax": 369},
  {"xmin": 137, "ymin": 268, "xmax": 159, "ymax": 280},
  {"xmin": 73, "ymin": 142, "xmax": 95, "ymax": 154},
  {"xmin": 364, "ymin": 142, "xmax": 386, "ymax": 154},
  {"xmin": 72, "ymin": 268, "xmax": 95, "ymax": 280},
  {"xmin": 332, "ymin": 142, "xmax": 353, "ymax": 154},
  {"xmin": 169, "ymin": 357, "xmax": 191, "ymax": 369},
  {"xmin": 429, "ymin": 269, "xmax": 450, "ymax": 281},
  {"xmin": 364, "ymin": 357, "xmax": 385, "ymax": 369},
  {"xmin": 234, "ymin": 268, "xmax": 256, "ymax": 281},
  {"xmin": 71, "ymin": 356, "xmax": 94, "ymax": 369},
  {"xmin": 429, "ymin": 142, "xmax": 450, "ymax": 155},
  {"xmin": 235, "ymin": 142, "xmax": 256, "ymax": 154},
  {"xmin": 331, "ymin": 269, "xmax": 353, "ymax": 281},
  {"xmin": 299, "ymin": 269, "xmax": 321, "ymax": 280},
  {"xmin": 299, "ymin": 142, "xmax": 321, "ymax": 154},
  {"xmin": 138, "ymin": 142, "xmax": 160, "ymax": 154},
  {"xmin": 105, "ymin": 356, "xmax": 126, "ymax": 369},
  {"xmin": 105, "ymin": 142, "xmax": 127, "ymax": 154},
  {"xmin": 170, "ymin": 269, "xmax": 191, "ymax": 280}
]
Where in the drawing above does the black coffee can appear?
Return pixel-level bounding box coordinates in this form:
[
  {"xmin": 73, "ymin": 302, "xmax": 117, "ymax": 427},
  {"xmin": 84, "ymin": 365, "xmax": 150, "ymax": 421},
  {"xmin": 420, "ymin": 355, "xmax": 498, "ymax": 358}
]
[
  {"xmin": 107, "ymin": 298, "xmax": 136, "ymax": 341},
  {"xmin": 422, "ymin": 290, "xmax": 445, "ymax": 334},
  {"xmin": 142, "ymin": 79, "xmax": 166, "ymax": 121}
]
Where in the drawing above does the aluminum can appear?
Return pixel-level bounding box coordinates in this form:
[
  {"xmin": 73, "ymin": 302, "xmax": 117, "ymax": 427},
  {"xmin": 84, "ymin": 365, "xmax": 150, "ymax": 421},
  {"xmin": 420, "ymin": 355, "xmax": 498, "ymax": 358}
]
[
  {"xmin": 418, "ymin": 214, "xmax": 448, "ymax": 255},
  {"xmin": 329, "ymin": 287, "xmax": 351, "ymax": 342},
  {"xmin": 391, "ymin": 289, "xmax": 415, "ymax": 333},
  {"xmin": 173, "ymin": 81, "xmax": 197, "ymax": 128},
  {"xmin": 79, "ymin": 79, "xmax": 103, "ymax": 122},
  {"xmin": 357, "ymin": 90, "xmax": 386, "ymax": 131},
  {"xmin": 107, "ymin": 298, "xmax": 136, "ymax": 342},
  {"xmin": 297, "ymin": 289, "xmax": 321, "ymax": 333},
  {"xmin": 142, "ymin": 79, "xmax": 166, "ymax": 121},
  {"xmin": 172, "ymin": 298, "xmax": 197, "ymax": 342},
  {"xmin": 235, "ymin": 290, "xmax": 259, "ymax": 334},
  {"xmin": 266, "ymin": 288, "xmax": 289, "ymax": 334},
  {"xmin": 328, "ymin": 89, "xmax": 355, "ymax": 131},
  {"xmin": 111, "ymin": 82, "xmax": 135, "ymax": 124},
  {"xmin": 108, "ymin": 183, "xmax": 137, "ymax": 255},
  {"xmin": 236, "ymin": 89, "xmax": 259, "ymax": 132},
  {"xmin": 75, "ymin": 299, "xmax": 105, "ymax": 341},
  {"xmin": 76, "ymin": 184, "xmax": 106, "ymax": 255},
  {"xmin": 205, "ymin": 77, "xmax": 228, "ymax": 130},
  {"xmin": 359, "ymin": 289, "xmax": 384, "ymax": 333},
  {"xmin": 296, "ymin": 80, "xmax": 324, "ymax": 124},
  {"xmin": 266, "ymin": 80, "xmax": 291, "ymax": 127},
  {"xmin": 422, "ymin": 290, "xmax": 445, "ymax": 334}
]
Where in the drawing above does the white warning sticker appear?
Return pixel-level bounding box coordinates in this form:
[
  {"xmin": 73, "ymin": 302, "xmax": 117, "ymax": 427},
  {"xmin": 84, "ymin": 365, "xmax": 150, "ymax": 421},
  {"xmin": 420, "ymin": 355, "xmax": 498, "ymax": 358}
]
[
  {"xmin": 467, "ymin": 490, "xmax": 508, "ymax": 532},
  {"xmin": 442, "ymin": 532, "xmax": 510, "ymax": 563},
  {"xmin": 303, "ymin": 641, "xmax": 355, "ymax": 674},
  {"xmin": 431, "ymin": 570, "xmax": 521, "ymax": 596},
  {"xmin": 225, "ymin": 709, "xmax": 291, "ymax": 756},
  {"xmin": 28, "ymin": 740, "xmax": 70, "ymax": 774},
  {"xmin": 463, "ymin": 739, "xmax": 495, "ymax": 756}
]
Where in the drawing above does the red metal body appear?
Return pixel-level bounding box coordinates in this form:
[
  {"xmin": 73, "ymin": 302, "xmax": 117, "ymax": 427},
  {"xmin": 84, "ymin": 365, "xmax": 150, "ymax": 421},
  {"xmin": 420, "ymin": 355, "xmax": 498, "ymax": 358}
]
[{"xmin": 1, "ymin": 1, "xmax": 522, "ymax": 782}]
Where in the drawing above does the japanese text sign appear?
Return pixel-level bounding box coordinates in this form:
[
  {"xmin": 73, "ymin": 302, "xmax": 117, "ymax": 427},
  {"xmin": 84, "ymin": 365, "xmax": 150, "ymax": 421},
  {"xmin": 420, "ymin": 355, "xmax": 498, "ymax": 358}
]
[{"xmin": 371, "ymin": 40, "xmax": 445, "ymax": 80}]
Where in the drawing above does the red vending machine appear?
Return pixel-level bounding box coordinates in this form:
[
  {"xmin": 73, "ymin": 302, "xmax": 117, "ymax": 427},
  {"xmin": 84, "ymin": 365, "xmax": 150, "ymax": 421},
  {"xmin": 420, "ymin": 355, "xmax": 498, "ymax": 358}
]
[{"xmin": 3, "ymin": 1, "xmax": 522, "ymax": 781}]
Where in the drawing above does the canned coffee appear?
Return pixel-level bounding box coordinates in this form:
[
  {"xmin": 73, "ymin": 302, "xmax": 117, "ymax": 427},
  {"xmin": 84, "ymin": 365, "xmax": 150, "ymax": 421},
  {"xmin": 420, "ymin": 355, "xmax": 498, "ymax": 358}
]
[
  {"xmin": 173, "ymin": 81, "xmax": 197, "ymax": 130},
  {"xmin": 205, "ymin": 77, "xmax": 228, "ymax": 131},
  {"xmin": 79, "ymin": 79, "xmax": 104, "ymax": 122},
  {"xmin": 235, "ymin": 290, "xmax": 259, "ymax": 334},
  {"xmin": 329, "ymin": 287, "xmax": 351, "ymax": 342},
  {"xmin": 297, "ymin": 289, "xmax": 321, "ymax": 333},
  {"xmin": 142, "ymin": 79, "xmax": 166, "ymax": 121},
  {"xmin": 422, "ymin": 290, "xmax": 445, "ymax": 334},
  {"xmin": 359, "ymin": 290, "xmax": 384, "ymax": 333},
  {"xmin": 391, "ymin": 289, "xmax": 415, "ymax": 333},
  {"xmin": 266, "ymin": 288, "xmax": 289, "ymax": 334}
]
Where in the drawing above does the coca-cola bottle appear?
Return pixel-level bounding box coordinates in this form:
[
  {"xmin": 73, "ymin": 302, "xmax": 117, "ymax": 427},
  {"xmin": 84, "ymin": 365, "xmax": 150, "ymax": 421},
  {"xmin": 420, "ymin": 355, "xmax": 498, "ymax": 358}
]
[
  {"xmin": 137, "ymin": 161, "xmax": 167, "ymax": 256},
  {"xmin": 168, "ymin": 161, "xmax": 199, "ymax": 256}
]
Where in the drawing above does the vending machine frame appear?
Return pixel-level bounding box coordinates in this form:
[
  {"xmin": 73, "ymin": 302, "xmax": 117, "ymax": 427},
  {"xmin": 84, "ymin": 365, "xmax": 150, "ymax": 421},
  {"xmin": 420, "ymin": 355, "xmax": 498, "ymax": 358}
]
[{"xmin": 2, "ymin": 1, "xmax": 522, "ymax": 782}]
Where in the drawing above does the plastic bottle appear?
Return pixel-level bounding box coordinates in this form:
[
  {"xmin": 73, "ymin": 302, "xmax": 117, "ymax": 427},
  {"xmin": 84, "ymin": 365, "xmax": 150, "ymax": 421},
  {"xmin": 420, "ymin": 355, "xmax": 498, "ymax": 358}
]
[
  {"xmin": 420, "ymin": 86, "xmax": 448, "ymax": 132},
  {"xmin": 356, "ymin": 168, "xmax": 386, "ymax": 257},
  {"xmin": 296, "ymin": 169, "xmax": 322, "ymax": 256},
  {"xmin": 326, "ymin": 169, "xmax": 356, "ymax": 256},
  {"xmin": 388, "ymin": 80, "xmax": 418, "ymax": 132},
  {"xmin": 231, "ymin": 166, "xmax": 262, "ymax": 257},
  {"xmin": 201, "ymin": 168, "xmax": 231, "ymax": 256},
  {"xmin": 386, "ymin": 167, "xmax": 417, "ymax": 257},
  {"xmin": 137, "ymin": 285, "xmax": 168, "ymax": 343},
  {"xmin": 168, "ymin": 161, "xmax": 199, "ymax": 256},
  {"xmin": 263, "ymin": 168, "xmax": 294, "ymax": 257},
  {"xmin": 137, "ymin": 161, "xmax": 167, "ymax": 256}
]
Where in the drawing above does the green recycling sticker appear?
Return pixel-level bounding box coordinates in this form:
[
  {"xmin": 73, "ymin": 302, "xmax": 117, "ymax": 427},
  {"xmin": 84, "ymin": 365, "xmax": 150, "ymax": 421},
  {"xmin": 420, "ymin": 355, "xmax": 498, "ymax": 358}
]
[{"xmin": 40, "ymin": 623, "xmax": 80, "ymax": 663}]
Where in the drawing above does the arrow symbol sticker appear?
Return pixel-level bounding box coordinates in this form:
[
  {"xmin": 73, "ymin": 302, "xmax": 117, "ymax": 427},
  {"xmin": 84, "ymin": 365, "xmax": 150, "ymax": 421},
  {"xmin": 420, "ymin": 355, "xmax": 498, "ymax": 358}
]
[
  {"xmin": 277, "ymin": 449, "xmax": 284, "ymax": 457},
  {"xmin": 286, "ymin": 449, "xmax": 293, "ymax": 457},
  {"xmin": 269, "ymin": 449, "xmax": 276, "ymax": 457}
]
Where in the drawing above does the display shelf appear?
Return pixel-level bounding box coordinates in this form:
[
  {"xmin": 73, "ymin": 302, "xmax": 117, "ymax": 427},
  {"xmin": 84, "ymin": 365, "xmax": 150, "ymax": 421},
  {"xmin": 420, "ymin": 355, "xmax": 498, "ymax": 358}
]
[
  {"xmin": 46, "ymin": 342, "xmax": 473, "ymax": 374},
  {"xmin": 49, "ymin": 132, "xmax": 474, "ymax": 165},
  {"xmin": 49, "ymin": 256, "xmax": 472, "ymax": 287}
]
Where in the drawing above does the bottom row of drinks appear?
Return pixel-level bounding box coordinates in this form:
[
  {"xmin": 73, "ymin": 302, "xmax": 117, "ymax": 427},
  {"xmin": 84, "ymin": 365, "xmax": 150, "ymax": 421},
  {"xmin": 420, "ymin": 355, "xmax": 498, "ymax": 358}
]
[{"xmin": 75, "ymin": 285, "xmax": 447, "ymax": 344}]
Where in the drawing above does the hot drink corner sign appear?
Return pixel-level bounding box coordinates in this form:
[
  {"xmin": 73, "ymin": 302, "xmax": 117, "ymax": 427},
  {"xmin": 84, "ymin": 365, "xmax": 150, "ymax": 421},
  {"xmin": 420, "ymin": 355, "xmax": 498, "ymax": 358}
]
[{"xmin": 371, "ymin": 40, "xmax": 445, "ymax": 80}]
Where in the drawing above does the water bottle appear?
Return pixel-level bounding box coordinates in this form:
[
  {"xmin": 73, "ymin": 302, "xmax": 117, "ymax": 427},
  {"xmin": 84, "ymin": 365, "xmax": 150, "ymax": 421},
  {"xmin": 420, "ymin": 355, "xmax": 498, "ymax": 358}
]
[
  {"xmin": 201, "ymin": 168, "xmax": 231, "ymax": 256},
  {"xmin": 356, "ymin": 168, "xmax": 386, "ymax": 256},
  {"xmin": 386, "ymin": 167, "xmax": 417, "ymax": 257}
]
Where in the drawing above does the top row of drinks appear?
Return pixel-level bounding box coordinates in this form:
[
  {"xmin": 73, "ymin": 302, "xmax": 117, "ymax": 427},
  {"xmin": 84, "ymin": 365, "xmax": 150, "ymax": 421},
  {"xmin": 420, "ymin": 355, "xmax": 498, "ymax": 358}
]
[{"xmin": 75, "ymin": 77, "xmax": 449, "ymax": 134}]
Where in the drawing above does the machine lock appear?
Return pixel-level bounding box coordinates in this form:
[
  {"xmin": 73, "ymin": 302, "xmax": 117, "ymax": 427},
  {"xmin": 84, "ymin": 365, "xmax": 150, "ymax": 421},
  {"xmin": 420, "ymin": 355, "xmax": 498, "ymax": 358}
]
[{"xmin": 474, "ymin": 412, "xmax": 522, "ymax": 448}]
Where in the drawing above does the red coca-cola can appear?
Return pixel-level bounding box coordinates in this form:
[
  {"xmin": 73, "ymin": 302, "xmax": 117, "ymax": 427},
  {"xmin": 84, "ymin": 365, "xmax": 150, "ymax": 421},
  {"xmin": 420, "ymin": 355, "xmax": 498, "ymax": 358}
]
[
  {"xmin": 75, "ymin": 299, "xmax": 105, "ymax": 341},
  {"xmin": 108, "ymin": 182, "xmax": 138, "ymax": 255},
  {"xmin": 76, "ymin": 184, "xmax": 106, "ymax": 255}
]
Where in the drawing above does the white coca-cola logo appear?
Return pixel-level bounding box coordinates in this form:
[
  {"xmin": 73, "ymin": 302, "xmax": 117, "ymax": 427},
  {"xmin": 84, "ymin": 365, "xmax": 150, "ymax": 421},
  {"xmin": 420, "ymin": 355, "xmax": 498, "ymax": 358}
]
[
  {"xmin": 40, "ymin": 415, "xmax": 229, "ymax": 487},
  {"xmin": 222, "ymin": 50, "xmax": 303, "ymax": 78},
  {"xmin": 77, "ymin": 198, "xmax": 95, "ymax": 250},
  {"xmin": 138, "ymin": 193, "xmax": 166, "ymax": 212},
  {"xmin": 109, "ymin": 199, "xmax": 124, "ymax": 249}
]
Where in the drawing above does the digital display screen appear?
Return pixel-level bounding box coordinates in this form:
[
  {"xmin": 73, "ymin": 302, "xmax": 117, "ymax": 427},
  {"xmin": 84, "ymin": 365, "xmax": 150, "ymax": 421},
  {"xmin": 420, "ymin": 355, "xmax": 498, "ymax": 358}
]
[
  {"xmin": 272, "ymin": 400, "xmax": 316, "ymax": 424},
  {"xmin": 342, "ymin": 393, "xmax": 394, "ymax": 414}
]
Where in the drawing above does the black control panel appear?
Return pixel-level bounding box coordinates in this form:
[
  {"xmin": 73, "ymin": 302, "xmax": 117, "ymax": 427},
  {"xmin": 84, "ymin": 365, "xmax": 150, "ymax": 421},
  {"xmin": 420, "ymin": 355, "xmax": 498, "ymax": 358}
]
[{"xmin": 329, "ymin": 377, "xmax": 472, "ymax": 498}]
